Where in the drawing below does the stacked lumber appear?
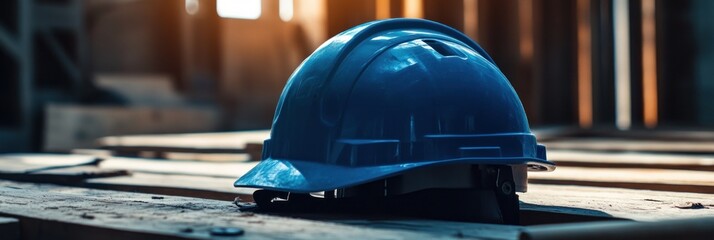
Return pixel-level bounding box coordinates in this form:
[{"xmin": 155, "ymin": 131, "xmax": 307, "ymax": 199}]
[{"xmin": 1, "ymin": 129, "xmax": 714, "ymax": 239}]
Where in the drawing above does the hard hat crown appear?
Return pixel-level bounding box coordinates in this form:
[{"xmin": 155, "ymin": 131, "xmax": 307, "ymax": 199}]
[{"xmin": 236, "ymin": 19, "xmax": 554, "ymax": 193}]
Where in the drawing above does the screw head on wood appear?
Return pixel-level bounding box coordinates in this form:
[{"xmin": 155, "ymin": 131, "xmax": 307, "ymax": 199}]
[{"xmin": 210, "ymin": 227, "xmax": 244, "ymax": 236}]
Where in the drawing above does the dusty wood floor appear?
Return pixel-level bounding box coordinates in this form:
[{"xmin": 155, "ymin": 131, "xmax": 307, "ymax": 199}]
[{"xmin": 1, "ymin": 130, "xmax": 714, "ymax": 239}]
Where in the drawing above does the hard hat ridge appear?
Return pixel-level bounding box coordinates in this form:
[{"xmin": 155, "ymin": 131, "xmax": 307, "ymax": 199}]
[{"xmin": 235, "ymin": 18, "xmax": 554, "ymax": 194}]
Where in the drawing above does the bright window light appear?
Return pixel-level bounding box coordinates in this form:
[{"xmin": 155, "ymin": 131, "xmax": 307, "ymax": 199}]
[
  {"xmin": 217, "ymin": 0, "xmax": 262, "ymax": 19},
  {"xmin": 185, "ymin": 0, "xmax": 199, "ymax": 15},
  {"xmin": 279, "ymin": 0, "xmax": 294, "ymax": 21}
]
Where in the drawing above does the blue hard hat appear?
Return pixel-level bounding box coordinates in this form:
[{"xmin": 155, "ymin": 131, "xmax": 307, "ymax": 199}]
[{"xmin": 235, "ymin": 18, "xmax": 555, "ymax": 193}]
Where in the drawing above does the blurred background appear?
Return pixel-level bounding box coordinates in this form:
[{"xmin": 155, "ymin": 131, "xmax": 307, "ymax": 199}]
[{"xmin": 1, "ymin": 0, "xmax": 713, "ymax": 153}]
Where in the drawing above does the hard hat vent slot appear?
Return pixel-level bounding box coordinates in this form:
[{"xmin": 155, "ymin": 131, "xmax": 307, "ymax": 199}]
[{"xmin": 423, "ymin": 40, "xmax": 461, "ymax": 57}]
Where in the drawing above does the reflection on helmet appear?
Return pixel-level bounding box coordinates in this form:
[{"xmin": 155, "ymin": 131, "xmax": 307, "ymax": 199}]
[{"xmin": 235, "ymin": 18, "xmax": 555, "ymax": 194}]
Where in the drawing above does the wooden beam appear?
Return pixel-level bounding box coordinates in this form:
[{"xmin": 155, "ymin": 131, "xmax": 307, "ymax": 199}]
[
  {"xmin": 0, "ymin": 154, "xmax": 99, "ymax": 173},
  {"xmin": 100, "ymin": 157, "xmax": 257, "ymax": 178},
  {"xmin": 522, "ymin": 184, "xmax": 714, "ymax": 221},
  {"xmin": 0, "ymin": 180, "xmax": 520, "ymax": 239},
  {"xmin": 97, "ymin": 130, "xmax": 269, "ymax": 150},
  {"xmin": 0, "ymin": 166, "xmax": 128, "ymax": 184},
  {"xmin": 543, "ymin": 138, "xmax": 714, "ymax": 154},
  {"xmin": 0, "ymin": 155, "xmax": 128, "ymax": 183},
  {"xmin": 85, "ymin": 172, "xmax": 253, "ymax": 202},
  {"xmin": 97, "ymin": 130, "xmax": 268, "ymax": 160},
  {"xmin": 548, "ymin": 150, "xmax": 714, "ymax": 171},
  {"xmin": 520, "ymin": 216, "xmax": 714, "ymax": 240},
  {"xmin": 529, "ymin": 166, "xmax": 714, "ymax": 194}
]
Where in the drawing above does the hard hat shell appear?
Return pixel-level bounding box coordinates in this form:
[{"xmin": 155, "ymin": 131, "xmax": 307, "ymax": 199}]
[{"xmin": 235, "ymin": 18, "xmax": 555, "ymax": 193}]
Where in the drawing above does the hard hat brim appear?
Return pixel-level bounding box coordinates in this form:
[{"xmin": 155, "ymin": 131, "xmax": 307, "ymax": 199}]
[{"xmin": 234, "ymin": 157, "xmax": 554, "ymax": 193}]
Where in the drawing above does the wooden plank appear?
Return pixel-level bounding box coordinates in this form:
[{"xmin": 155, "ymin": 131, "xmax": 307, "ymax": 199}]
[
  {"xmin": 100, "ymin": 157, "xmax": 257, "ymax": 178},
  {"xmin": 104, "ymin": 146, "xmax": 251, "ymax": 160},
  {"xmin": 85, "ymin": 172, "xmax": 253, "ymax": 202},
  {"xmin": 98, "ymin": 130, "xmax": 270, "ymax": 150},
  {"xmin": 1, "ymin": 153, "xmax": 254, "ymax": 178},
  {"xmin": 97, "ymin": 130, "xmax": 269, "ymax": 160},
  {"xmin": 82, "ymin": 165, "xmax": 714, "ymax": 224},
  {"xmin": 0, "ymin": 217, "xmax": 20, "ymax": 240},
  {"xmin": 43, "ymin": 104, "xmax": 221, "ymax": 152},
  {"xmin": 82, "ymin": 172, "xmax": 623, "ymax": 224},
  {"xmin": 0, "ymin": 154, "xmax": 129, "ymax": 183},
  {"xmin": 521, "ymin": 184, "xmax": 714, "ymax": 222},
  {"xmin": 528, "ymin": 166, "xmax": 714, "ymax": 194},
  {"xmin": 0, "ymin": 153, "xmax": 100, "ymax": 172},
  {"xmin": 543, "ymin": 138, "xmax": 714, "ymax": 154},
  {"xmin": 94, "ymin": 74, "xmax": 184, "ymax": 106},
  {"xmin": 0, "ymin": 180, "xmax": 520, "ymax": 240},
  {"xmin": 520, "ymin": 216, "xmax": 714, "ymax": 240},
  {"xmin": 0, "ymin": 165, "xmax": 129, "ymax": 184},
  {"xmin": 5, "ymin": 154, "xmax": 714, "ymax": 224},
  {"xmin": 548, "ymin": 150, "xmax": 714, "ymax": 171},
  {"xmin": 100, "ymin": 156, "xmax": 714, "ymax": 196},
  {"xmin": 73, "ymin": 148, "xmax": 252, "ymax": 162},
  {"xmin": 0, "ymin": 154, "xmax": 243, "ymax": 200},
  {"xmin": 535, "ymin": 128, "xmax": 714, "ymax": 142},
  {"xmin": 337, "ymin": 219, "xmax": 521, "ymax": 240}
]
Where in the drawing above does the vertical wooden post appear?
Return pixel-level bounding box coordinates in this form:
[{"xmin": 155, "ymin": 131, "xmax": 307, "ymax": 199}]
[{"xmin": 577, "ymin": 0, "xmax": 593, "ymax": 128}]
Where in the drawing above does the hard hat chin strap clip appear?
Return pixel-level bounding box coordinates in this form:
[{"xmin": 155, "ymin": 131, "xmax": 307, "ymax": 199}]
[{"xmin": 247, "ymin": 165, "xmax": 519, "ymax": 224}]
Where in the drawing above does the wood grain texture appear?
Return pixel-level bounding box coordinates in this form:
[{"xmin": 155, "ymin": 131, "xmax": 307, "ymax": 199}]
[
  {"xmin": 0, "ymin": 154, "xmax": 129, "ymax": 183},
  {"xmin": 0, "ymin": 154, "xmax": 100, "ymax": 173},
  {"xmin": 85, "ymin": 172, "xmax": 253, "ymax": 201},
  {"xmin": 100, "ymin": 157, "xmax": 257, "ymax": 178},
  {"xmin": 520, "ymin": 217, "xmax": 714, "ymax": 240},
  {"xmin": 0, "ymin": 180, "xmax": 520, "ymax": 240},
  {"xmin": 44, "ymin": 105, "xmax": 220, "ymax": 152},
  {"xmin": 97, "ymin": 130, "xmax": 269, "ymax": 150},
  {"xmin": 97, "ymin": 131, "xmax": 268, "ymax": 161},
  {"xmin": 0, "ymin": 166, "xmax": 129, "ymax": 184},
  {"xmin": 543, "ymin": 138, "xmax": 714, "ymax": 154},
  {"xmin": 521, "ymin": 184, "xmax": 714, "ymax": 221},
  {"xmin": 528, "ymin": 166, "xmax": 714, "ymax": 193},
  {"xmin": 548, "ymin": 150, "xmax": 714, "ymax": 171}
]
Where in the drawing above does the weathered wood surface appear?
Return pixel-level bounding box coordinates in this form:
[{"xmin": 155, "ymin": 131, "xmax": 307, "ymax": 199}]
[
  {"xmin": 0, "ymin": 154, "xmax": 129, "ymax": 183},
  {"xmin": 97, "ymin": 131, "xmax": 268, "ymax": 160},
  {"xmin": 543, "ymin": 138, "xmax": 714, "ymax": 154},
  {"xmin": 528, "ymin": 166, "xmax": 714, "ymax": 194},
  {"xmin": 98, "ymin": 130, "xmax": 269, "ymax": 149},
  {"xmin": 0, "ymin": 154, "xmax": 249, "ymax": 201},
  {"xmin": 521, "ymin": 184, "xmax": 714, "ymax": 221},
  {"xmin": 82, "ymin": 177, "xmax": 714, "ymax": 223},
  {"xmin": 0, "ymin": 154, "xmax": 256, "ymax": 178},
  {"xmin": 102, "ymin": 156, "xmax": 714, "ymax": 196},
  {"xmin": 0, "ymin": 165, "xmax": 129, "ymax": 183},
  {"xmin": 2, "ymin": 180, "xmax": 713, "ymax": 240},
  {"xmin": 85, "ymin": 172, "xmax": 253, "ymax": 201},
  {"xmin": 86, "ymin": 173, "xmax": 691, "ymax": 223},
  {"xmin": 3, "ymin": 153, "xmax": 714, "ymax": 230},
  {"xmin": 548, "ymin": 150, "xmax": 714, "ymax": 171},
  {"xmin": 520, "ymin": 217, "xmax": 714, "ymax": 240},
  {"xmin": 0, "ymin": 180, "xmax": 522, "ymax": 240},
  {"xmin": 44, "ymin": 104, "xmax": 221, "ymax": 152},
  {"xmin": 3, "ymin": 153, "xmax": 714, "ymax": 221},
  {"xmin": 0, "ymin": 217, "xmax": 20, "ymax": 240},
  {"xmin": 0, "ymin": 154, "xmax": 100, "ymax": 172},
  {"xmin": 100, "ymin": 157, "xmax": 256, "ymax": 178}
]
